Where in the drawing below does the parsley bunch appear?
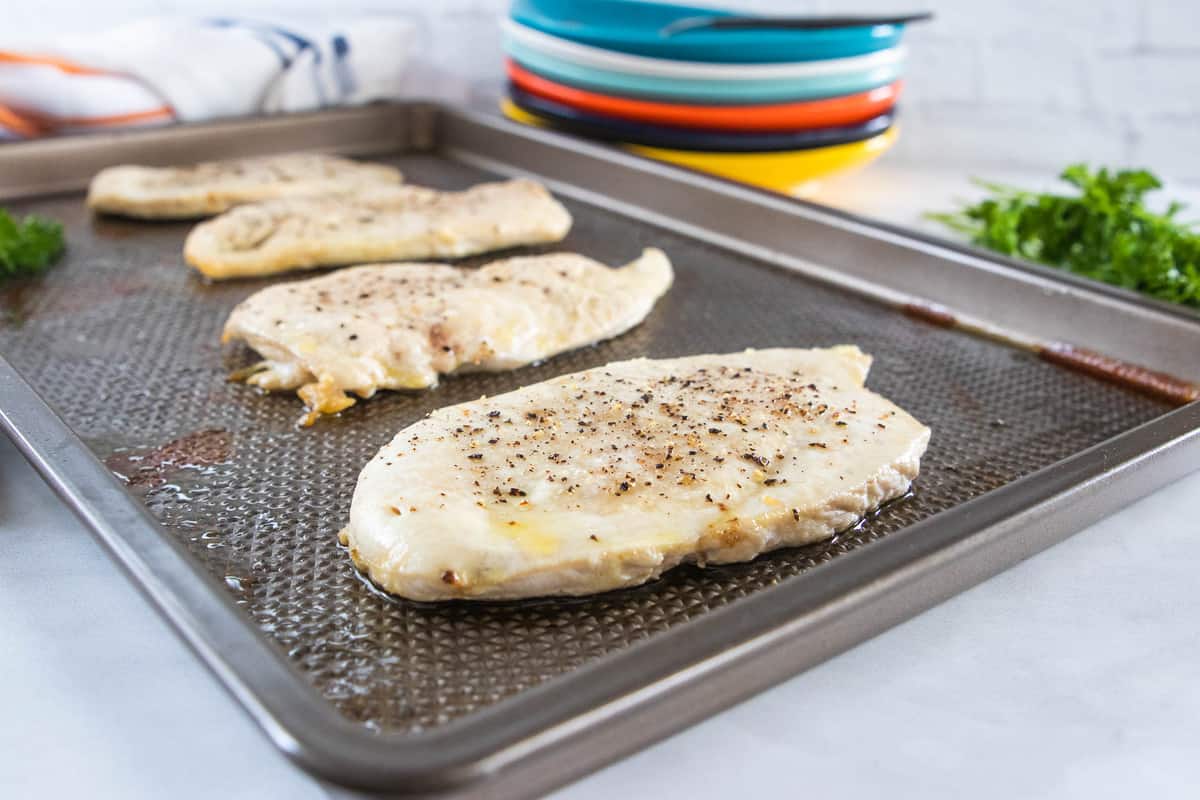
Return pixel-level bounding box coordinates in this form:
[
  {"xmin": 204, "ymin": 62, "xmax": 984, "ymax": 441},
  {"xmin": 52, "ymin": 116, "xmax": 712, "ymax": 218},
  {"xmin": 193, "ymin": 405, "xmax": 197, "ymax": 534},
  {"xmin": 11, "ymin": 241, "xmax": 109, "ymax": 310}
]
[
  {"xmin": 929, "ymin": 164, "xmax": 1200, "ymax": 309},
  {"xmin": 0, "ymin": 208, "xmax": 65, "ymax": 281}
]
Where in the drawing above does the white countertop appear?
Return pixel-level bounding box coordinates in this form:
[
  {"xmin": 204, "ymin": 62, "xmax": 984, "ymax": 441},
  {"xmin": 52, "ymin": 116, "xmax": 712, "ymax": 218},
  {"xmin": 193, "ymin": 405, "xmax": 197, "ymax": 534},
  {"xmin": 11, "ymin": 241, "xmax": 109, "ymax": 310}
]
[{"xmin": 3, "ymin": 162, "xmax": 1198, "ymax": 800}]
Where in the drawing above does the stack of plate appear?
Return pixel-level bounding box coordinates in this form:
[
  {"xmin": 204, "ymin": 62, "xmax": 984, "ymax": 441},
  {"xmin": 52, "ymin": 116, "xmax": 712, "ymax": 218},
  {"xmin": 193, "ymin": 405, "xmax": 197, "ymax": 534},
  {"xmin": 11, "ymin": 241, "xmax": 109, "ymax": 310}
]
[{"xmin": 501, "ymin": 0, "xmax": 917, "ymax": 193}]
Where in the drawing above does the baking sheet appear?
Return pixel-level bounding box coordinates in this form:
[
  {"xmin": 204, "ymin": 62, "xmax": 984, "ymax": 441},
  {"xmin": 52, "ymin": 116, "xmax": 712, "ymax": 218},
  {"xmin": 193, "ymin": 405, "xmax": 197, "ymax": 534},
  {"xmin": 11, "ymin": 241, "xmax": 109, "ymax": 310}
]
[{"xmin": 1, "ymin": 104, "xmax": 1196, "ymax": 796}]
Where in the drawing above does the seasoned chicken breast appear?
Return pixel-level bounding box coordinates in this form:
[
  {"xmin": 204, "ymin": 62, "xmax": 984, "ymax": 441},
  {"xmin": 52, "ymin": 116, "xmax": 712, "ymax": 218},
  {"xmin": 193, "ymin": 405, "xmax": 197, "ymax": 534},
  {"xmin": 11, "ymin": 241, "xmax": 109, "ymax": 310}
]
[
  {"xmin": 341, "ymin": 347, "xmax": 930, "ymax": 601},
  {"xmin": 222, "ymin": 248, "xmax": 673, "ymax": 424},
  {"xmin": 184, "ymin": 179, "xmax": 573, "ymax": 279},
  {"xmin": 87, "ymin": 153, "xmax": 403, "ymax": 219}
]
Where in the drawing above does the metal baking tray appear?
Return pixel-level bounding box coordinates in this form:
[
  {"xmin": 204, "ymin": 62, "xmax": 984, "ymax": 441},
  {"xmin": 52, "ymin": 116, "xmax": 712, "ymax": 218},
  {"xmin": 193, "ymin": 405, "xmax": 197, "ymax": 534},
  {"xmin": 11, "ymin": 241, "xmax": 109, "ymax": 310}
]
[{"xmin": 2, "ymin": 102, "xmax": 1198, "ymax": 799}]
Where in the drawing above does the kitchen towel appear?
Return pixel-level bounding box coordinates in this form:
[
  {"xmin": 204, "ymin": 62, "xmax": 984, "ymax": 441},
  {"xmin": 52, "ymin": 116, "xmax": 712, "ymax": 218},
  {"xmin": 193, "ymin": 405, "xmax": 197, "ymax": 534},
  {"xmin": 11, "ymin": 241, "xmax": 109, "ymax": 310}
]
[{"xmin": 0, "ymin": 16, "xmax": 413, "ymax": 139}]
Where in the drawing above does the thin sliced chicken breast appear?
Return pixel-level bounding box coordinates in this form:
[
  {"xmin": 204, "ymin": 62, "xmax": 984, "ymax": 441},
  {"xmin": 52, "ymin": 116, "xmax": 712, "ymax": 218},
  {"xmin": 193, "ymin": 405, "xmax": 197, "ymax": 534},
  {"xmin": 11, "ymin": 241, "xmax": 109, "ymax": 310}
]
[
  {"xmin": 87, "ymin": 153, "xmax": 403, "ymax": 219},
  {"xmin": 222, "ymin": 248, "xmax": 673, "ymax": 424},
  {"xmin": 341, "ymin": 347, "xmax": 931, "ymax": 601},
  {"xmin": 184, "ymin": 179, "xmax": 572, "ymax": 279}
]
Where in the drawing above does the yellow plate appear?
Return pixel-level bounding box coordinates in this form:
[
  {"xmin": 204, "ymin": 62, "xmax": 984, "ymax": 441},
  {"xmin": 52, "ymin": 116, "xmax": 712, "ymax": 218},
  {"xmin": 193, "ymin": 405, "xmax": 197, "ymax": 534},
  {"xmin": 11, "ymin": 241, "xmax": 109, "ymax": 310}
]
[{"xmin": 502, "ymin": 99, "xmax": 897, "ymax": 195}]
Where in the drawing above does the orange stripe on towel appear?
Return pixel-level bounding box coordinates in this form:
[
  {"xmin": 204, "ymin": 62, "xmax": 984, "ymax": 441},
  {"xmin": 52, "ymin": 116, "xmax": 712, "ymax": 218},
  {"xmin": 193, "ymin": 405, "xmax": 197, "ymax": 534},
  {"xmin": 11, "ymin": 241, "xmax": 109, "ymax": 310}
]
[
  {"xmin": 0, "ymin": 103, "xmax": 173, "ymax": 137},
  {"xmin": 0, "ymin": 103, "xmax": 45, "ymax": 137},
  {"xmin": 59, "ymin": 107, "xmax": 176, "ymax": 127},
  {"xmin": 0, "ymin": 49, "xmax": 111, "ymax": 75}
]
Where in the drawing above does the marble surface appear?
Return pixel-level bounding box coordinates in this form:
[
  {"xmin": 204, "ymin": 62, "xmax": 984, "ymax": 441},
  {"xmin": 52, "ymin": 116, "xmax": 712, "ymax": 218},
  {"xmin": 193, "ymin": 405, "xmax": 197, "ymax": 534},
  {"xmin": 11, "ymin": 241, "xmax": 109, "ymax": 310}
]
[{"xmin": 3, "ymin": 163, "xmax": 1198, "ymax": 799}]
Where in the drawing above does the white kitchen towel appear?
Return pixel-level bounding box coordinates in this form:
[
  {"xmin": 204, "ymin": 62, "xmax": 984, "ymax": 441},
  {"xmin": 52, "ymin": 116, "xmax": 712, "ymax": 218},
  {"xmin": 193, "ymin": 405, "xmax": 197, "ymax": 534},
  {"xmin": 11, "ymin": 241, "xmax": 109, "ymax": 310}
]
[{"xmin": 0, "ymin": 16, "xmax": 413, "ymax": 139}]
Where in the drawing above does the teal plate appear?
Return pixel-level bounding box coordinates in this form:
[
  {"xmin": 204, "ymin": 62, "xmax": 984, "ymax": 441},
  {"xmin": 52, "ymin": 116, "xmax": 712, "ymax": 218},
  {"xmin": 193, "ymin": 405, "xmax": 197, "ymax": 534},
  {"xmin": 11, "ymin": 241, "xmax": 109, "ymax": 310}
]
[{"xmin": 505, "ymin": 40, "xmax": 905, "ymax": 104}]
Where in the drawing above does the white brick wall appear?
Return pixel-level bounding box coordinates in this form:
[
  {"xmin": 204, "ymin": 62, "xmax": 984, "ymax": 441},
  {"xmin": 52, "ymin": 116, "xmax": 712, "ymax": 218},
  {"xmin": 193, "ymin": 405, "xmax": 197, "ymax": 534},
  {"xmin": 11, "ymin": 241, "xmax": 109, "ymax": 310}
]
[
  {"xmin": 978, "ymin": 41, "xmax": 1088, "ymax": 111},
  {"xmin": 1143, "ymin": 0, "xmax": 1200, "ymax": 50},
  {"xmin": 1090, "ymin": 53, "xmax": 1200, "ymax": 115},
  {"xmin": 6, "ymin": 0, "xmax": 1200, "ymax": 178}
]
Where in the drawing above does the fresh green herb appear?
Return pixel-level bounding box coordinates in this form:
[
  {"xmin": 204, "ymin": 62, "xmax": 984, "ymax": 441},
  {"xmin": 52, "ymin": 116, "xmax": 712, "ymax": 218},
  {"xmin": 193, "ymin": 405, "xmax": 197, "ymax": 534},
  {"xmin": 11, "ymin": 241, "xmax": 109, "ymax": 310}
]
[
  {"xmin": 928, "ymin": 164, "xmax": 1200, "ymax": 309},
  {"xmin": 0, "ymin": 209, "xmax": 65, "ymax": 281}
]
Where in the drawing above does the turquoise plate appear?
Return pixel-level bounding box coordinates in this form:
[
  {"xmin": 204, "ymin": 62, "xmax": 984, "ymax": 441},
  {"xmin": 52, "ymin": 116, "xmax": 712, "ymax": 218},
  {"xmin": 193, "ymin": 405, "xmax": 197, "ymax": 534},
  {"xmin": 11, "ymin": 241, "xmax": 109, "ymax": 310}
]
[
  {"xmin": 503, "ymin": 18, "xmax": 907, "ymax": 81},
  {"xmin": 510, "ymin": 0, "xmax": 906, "ymax": 63},
  {"xmin": 505, "ymin": 40, "xmax": 905, "ymax": 104}
]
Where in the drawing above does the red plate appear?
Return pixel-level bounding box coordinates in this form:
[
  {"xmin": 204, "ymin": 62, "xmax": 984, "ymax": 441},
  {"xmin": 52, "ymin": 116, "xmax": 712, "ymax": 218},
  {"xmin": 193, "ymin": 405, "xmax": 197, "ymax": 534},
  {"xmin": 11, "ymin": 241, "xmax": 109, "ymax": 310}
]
[{"xmin": 506, "ymin": 59, "xmax": 901, "ymax": 132}]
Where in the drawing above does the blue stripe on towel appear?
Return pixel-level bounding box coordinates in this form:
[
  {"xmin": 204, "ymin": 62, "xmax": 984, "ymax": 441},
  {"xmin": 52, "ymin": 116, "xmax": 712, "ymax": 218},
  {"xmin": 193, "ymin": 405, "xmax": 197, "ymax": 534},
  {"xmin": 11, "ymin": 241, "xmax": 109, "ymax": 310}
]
[
  {"xmin": 257, "ymin": 22, "xmax": 327, "ymax": 104},
  {"xmin": 205, "ymin": 18, "xmax": 294, "ymax": 67},
  {"xmin": 204, "ymin": 18, "xmax": 328, "ymax": 104},
  {"xmin": 331, "ymin": 34, "xmax": 356, "ymax": 95}
]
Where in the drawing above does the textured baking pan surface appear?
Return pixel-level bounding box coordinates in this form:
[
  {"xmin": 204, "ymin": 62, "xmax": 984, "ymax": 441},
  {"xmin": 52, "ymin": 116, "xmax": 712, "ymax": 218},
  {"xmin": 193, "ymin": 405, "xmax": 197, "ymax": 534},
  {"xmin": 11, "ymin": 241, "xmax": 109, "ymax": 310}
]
[{"xmin": 0, "ymin": 153, "xmax": 1172, "ymax": 736}]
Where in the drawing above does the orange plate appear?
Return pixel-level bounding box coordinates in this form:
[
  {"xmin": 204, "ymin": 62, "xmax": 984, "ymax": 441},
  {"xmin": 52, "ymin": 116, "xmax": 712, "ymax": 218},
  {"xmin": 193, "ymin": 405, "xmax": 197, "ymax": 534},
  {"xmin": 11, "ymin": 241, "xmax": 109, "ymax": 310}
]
[{"xmin": 506, "ymin": 59, "xmax": 901, "ymax": 132}]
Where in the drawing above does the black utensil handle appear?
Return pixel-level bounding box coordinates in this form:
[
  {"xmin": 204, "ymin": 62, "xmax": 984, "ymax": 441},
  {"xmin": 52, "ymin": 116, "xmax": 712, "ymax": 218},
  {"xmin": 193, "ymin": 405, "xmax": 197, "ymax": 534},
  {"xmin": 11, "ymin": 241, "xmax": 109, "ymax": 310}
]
[{"xmin": 662, "ymin": 12, "xmax": 933, "ymax": 36}]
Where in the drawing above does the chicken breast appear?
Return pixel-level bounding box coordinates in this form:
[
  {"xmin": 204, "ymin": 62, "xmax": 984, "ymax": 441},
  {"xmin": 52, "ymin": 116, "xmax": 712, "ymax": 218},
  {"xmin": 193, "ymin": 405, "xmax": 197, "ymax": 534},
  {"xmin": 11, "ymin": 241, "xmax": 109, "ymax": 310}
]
[
  {"xmin": 184, "ymin": 179, "xmax": 573, "ymax": 280},
  {"xmin": 87, "ymin": 153, "xmax": 403, "ymax": 219},
  {"xmin": 341, "ymin": 347, "xmax": 930, "ymax": 601},
  {"xmin": 222, "ymin": 248, "xmax": 673, "ymax": 424}
]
